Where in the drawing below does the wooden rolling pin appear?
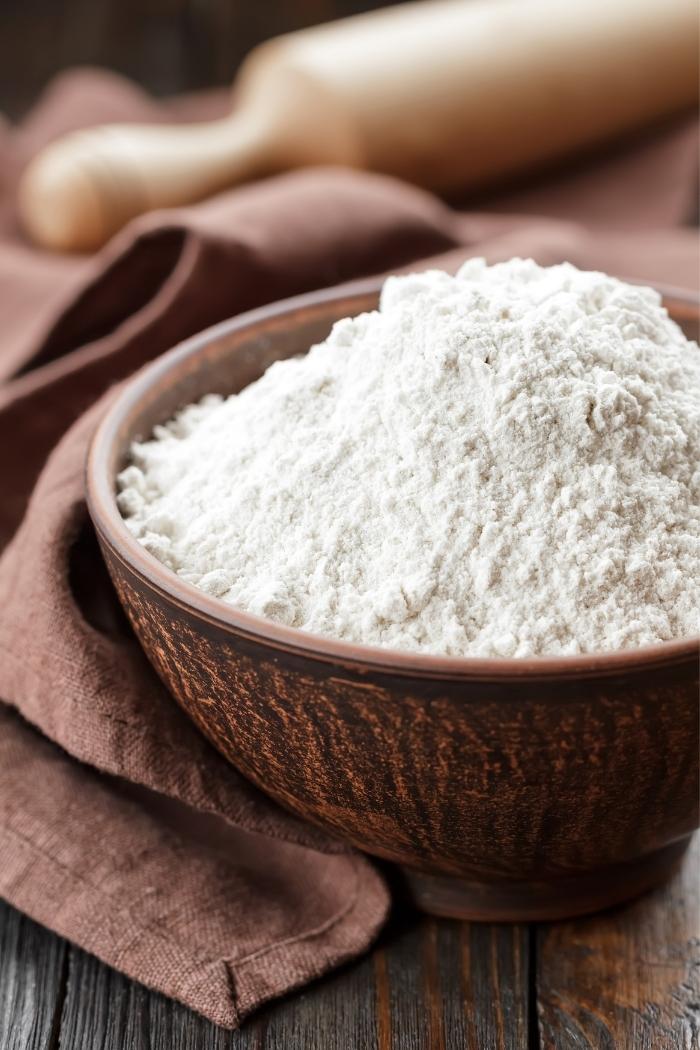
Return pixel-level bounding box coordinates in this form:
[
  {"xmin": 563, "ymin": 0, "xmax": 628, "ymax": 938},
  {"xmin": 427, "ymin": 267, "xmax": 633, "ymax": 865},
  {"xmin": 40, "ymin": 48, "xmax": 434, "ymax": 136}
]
[{"xmin": 19, "ymin": 0, "xmax": 699, "ymax": 252}]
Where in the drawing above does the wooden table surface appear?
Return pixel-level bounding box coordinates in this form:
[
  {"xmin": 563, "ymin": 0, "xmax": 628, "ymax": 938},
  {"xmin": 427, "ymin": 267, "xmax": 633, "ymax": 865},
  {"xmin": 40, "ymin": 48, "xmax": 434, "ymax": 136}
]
[{"xmin": 1, "ymin": 836, "xmax": 697, "ymax": 1050}]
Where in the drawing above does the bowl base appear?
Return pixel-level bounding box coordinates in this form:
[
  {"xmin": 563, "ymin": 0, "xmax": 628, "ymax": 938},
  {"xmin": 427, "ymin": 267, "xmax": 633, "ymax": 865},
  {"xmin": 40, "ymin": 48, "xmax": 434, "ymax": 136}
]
[{"xmin": 401, "ymin": 836, "xmax": 692, "ymax": 922}]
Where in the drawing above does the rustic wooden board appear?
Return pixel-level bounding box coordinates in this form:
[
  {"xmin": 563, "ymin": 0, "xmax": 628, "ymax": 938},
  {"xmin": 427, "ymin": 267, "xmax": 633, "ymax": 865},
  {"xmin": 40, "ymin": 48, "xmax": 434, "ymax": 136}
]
[
  {"xmin": 536, "ymin": 836, "xmax": 700, "ymax": 1050},
  {"xmin": 1, "ymin": 844, "xmax": 698, "ymax": 1049},
  {"xmin": 364, "ymin": 917, "xmax": 530, "ymax": 1050},
  {"xmin": 44, "ymin": 912, "xmax": 530, "ymax": 1049},
  {"xmin": 0, "ymin": 901, "xmax": 67, "ymax": 1050}
]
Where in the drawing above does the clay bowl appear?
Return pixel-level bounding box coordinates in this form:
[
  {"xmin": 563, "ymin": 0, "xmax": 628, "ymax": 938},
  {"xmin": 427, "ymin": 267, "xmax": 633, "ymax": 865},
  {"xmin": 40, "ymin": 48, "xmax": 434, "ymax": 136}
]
[{"xmin": 86, "ymin": 279, "xmax": 700, "ymax": 921}]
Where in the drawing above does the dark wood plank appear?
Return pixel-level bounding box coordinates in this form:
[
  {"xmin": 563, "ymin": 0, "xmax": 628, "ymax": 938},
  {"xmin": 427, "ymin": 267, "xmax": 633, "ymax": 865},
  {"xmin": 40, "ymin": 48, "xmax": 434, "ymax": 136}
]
[
  {"xmin": 9, "ymin": 843, "xmax": 697, "ymax": 1050},
  {"xmin": 235, "ymin": 914, "xmax": 530, "ymax": 1049},
  {"xmin": 58, "ymin": 947, "xmax": 235, "ymax": 1049},
  {"xmin": 57, "ymin": 942, "xmax": 376, "ymax": 1049},
  {"xmin": 58, "ymin": 949, "xmax": 137, "ymax": 1050},
  {"xmin": 379, "ymin": 918, "xmax": 530, "ymax": 1050},
  {"xmin": 55, "ymin": 911, "xmax": 530, "ymax": 1049},
  {"xmin": 0, "ymin": 899, "xmax": 67, "ymax": 1050},
  {"xmin": 536, "ymin": 835, "xmax": 700, "ymax": 1050},
  {"xmin": 234, "ymin": 934, "xmax": 379, "ymax": 1050},
  {"xmin": 455, "ymin": 923, "xmax": 530, "ymax": 1050}
]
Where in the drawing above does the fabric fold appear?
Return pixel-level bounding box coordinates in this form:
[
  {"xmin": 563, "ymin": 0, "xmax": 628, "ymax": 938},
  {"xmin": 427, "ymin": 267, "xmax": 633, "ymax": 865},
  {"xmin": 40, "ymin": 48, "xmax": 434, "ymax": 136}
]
[{"xmin": 0, "ymin": 710, "xmax": 388, "ymax": 1024}]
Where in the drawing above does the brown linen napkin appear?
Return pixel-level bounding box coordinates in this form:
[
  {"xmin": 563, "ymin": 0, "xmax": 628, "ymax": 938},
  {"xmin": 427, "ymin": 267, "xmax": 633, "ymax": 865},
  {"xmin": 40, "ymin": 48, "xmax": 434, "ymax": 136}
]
[{"xmin": 0, "ymin": 69, "xmax": 697, "ymax": 1028}]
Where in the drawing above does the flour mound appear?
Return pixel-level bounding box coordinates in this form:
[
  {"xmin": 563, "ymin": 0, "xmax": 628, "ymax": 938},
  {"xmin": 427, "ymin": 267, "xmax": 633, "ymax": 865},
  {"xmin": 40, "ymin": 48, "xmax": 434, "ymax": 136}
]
[{"xmin": 118, "ymin": 259, "xmax": 700, "ymax": 657}]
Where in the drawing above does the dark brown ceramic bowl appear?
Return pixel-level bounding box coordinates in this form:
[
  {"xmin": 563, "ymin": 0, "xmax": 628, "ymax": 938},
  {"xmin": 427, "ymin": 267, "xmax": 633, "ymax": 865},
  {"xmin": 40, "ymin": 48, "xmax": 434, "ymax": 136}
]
[{"xmin": 86, "ymin": 278, "xmax": 700, "ymax": 921}]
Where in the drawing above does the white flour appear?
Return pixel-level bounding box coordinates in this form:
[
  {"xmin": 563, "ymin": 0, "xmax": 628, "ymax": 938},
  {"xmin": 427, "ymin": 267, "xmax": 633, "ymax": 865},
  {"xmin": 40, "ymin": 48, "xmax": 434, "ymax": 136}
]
[{"xmin": 118, "ymin": 259, "xmax": 700, "ymax": 657}]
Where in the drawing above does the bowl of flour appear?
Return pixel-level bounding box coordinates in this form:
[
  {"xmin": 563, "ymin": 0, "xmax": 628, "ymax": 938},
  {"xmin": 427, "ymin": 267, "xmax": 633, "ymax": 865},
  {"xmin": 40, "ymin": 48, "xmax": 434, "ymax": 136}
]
[{"xmin": 87, "ymin": 259, "xmax": 700, "ymax": 920}]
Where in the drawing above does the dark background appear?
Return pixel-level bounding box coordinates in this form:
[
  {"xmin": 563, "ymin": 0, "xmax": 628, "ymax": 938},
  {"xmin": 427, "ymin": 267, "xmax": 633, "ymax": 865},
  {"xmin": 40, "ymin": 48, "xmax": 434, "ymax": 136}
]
[{"xmin": 1, "ymin": 0, "xmax": 405, "ymax": 119}]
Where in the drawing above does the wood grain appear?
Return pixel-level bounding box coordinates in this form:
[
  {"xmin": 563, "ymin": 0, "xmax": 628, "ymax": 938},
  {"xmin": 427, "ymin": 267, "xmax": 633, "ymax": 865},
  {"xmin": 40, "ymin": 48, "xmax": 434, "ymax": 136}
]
[
  {"xmin": 60, "ymin": 947, "xmax": 235, "ymax": 1050},
  {"xmin": 457, "ymin": 924, "xmax": 531, "ymax": 1050},
  {"xmin": 0, "ymin": 900, "xmax": 66, "ymax": 1050},
  {"xmin": 537, "ymin": 835, "xmax": 700, "ymax": 1049},
  {"xmin": 0, "ymin": 904, "xmax": 531, "ymax": 1049},
  {"xmin": 1, "ymin": 861, "xmax": 698, "ymax": 1049},
  {"xmin": 236, "ymin": 916, "xmax": 529, "ymax": 1050}
]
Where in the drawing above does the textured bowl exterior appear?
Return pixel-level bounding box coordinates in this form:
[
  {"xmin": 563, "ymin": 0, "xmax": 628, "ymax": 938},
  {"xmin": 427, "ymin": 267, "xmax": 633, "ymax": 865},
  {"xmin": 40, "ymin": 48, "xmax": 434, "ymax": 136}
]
[{"xmin": 87, "ymin": 281, "xmax": 700, "ymax": 920}]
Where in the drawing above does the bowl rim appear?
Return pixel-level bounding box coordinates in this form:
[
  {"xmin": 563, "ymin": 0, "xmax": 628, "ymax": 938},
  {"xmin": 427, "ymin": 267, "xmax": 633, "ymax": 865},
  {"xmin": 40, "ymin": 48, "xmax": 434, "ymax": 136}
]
[{"xmin": 86, "ymin": 275, "xmax": 700, "ymax": 681}]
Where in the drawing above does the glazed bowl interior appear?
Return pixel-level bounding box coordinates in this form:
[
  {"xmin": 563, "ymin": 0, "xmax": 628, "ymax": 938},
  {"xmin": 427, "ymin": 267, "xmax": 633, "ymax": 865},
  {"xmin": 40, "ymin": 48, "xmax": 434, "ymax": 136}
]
[{"xmin": 88, "ymin": 278, "xmax": 700, "ymax": 680}]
